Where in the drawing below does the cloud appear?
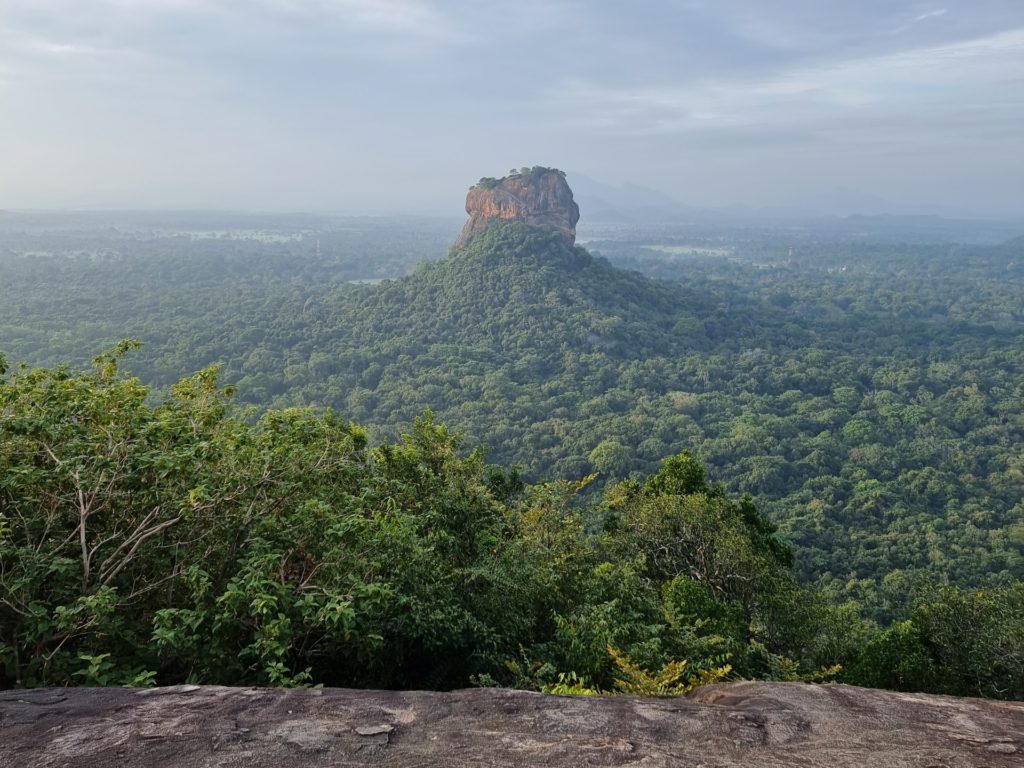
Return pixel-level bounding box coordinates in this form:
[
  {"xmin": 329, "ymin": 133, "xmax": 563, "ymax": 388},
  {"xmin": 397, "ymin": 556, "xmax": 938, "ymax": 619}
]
[
  {"xmin": 303, "ymin": 0, "xmax": 445, "ymax": 31},
  {"xmin": 20, "ymin": 38, "xmax": 135, "ymax": 58},
  {"xmin": 556, "ymin": 27, "xmax": 1024, "ymax": 140},
  {"xmin": 914, "ymin": 9, "xmax": 949, "ymax": 22},
  {"xmin": 0, "ymin": 0, "xmax": 459, "ymax": 98},
  {"xmin": 0, "ymin": 0, "xmax": 450, "ymax": 34},
  {"xmin": 887, "ymin": 7, "xmax": 951, "ymax": 35},
  {"xmin": 0, "ymin": 0, "xmax": 1021, "ymax": 212}
]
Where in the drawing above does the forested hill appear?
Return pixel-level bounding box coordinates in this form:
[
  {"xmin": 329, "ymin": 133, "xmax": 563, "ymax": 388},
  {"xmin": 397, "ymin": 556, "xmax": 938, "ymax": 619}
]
[
  {"xmin": 1, "ymin": 217, "xmax": 1021, "ymax": 591},
  {"xmin": 293, "ymin": 222, "xmax": 1022, "ymax": 590},
  {"xmin": 344, "ymin": 221, "xmax": 705, "ymax": 360},
  {"xmin": 307, "ymin": 220, "xmax": 803, "ymax": 469}
]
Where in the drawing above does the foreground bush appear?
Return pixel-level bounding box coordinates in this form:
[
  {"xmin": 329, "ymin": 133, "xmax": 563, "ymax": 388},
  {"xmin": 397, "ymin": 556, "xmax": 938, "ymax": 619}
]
[{"xmin": 1, "ymin": 348, "xmax": 1021, "ymax": 699}]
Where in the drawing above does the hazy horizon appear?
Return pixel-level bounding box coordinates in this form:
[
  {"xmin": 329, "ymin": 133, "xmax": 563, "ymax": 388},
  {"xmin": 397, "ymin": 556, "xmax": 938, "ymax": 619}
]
[{"xmin": 1, "ymin": 1, "xmax": 1022, "ymax": 217}]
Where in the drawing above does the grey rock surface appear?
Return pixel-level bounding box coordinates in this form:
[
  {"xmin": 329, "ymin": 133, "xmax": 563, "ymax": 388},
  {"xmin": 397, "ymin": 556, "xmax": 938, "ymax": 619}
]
[{"xmin": 1, "ymin": 682, "xmax": 1022, "ymax": 767}]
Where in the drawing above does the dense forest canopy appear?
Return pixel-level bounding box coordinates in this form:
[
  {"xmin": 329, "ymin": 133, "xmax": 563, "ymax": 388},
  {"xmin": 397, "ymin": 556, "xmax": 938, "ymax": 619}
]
[
  {"xmin": 1, "ymin": 214, "xmax": 1022, "ymax": 596},
  {"xmin": 1, "ymin": 351, "xmax": 1021, "ymax": 698}
]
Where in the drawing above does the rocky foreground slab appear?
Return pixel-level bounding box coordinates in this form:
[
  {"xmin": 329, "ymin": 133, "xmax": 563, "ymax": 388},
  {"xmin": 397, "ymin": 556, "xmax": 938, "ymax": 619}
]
[{"xmin": 1, "ymin": 682, "xmax": 1022, "ymax": 767}]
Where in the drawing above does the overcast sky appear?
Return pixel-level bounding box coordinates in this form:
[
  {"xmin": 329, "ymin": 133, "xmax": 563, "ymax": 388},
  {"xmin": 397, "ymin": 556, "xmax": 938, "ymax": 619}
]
[{"xmin": 1, "ymin": 1, "xmax": 1022, "ymax": 215}]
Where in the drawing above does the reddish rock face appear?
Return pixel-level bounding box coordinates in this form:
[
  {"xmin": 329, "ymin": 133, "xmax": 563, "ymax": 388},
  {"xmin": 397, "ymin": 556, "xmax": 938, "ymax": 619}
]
[{"xmin": 453, "ymin": 168, "xmax": 580, "ymax": 249}]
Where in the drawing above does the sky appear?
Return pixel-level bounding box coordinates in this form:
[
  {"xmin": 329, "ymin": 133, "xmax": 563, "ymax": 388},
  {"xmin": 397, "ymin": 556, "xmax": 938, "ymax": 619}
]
[{"xmin": 1, "ymin": 0, "xmax": 1022, "ymax": 216}]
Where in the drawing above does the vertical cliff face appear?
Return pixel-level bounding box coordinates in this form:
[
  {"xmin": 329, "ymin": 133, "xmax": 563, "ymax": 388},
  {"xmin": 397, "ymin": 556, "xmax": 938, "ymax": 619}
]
[{"xmin": 453, "ymin": 167, "xmax": 580, "ymax": 249}]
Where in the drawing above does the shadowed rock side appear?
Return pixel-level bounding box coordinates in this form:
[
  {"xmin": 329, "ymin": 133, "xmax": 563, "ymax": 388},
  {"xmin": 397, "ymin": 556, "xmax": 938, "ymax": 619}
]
[
  {"xmin": 453, "ymin": 168, "xmax": 581, "ymax": 249},
  {"xmin": 2, "ymin": 682, "xmax": 1022, "ymax": 767}
]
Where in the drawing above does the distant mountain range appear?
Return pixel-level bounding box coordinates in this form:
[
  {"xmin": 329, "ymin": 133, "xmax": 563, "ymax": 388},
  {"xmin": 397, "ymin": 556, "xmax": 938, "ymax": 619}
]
[{"xmin": 568, "ymin": 173, "xmax": 1013, "ymax": 223}]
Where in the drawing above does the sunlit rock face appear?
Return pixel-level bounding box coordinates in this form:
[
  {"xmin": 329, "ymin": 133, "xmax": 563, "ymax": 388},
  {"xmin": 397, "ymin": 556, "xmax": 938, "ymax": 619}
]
[{"xmin": 454, "ymin": 167, "xmax": 580, "ymax": 249}]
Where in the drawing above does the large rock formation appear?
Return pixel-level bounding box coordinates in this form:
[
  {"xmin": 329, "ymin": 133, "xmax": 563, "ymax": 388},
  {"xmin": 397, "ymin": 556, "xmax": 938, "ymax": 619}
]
[
  {"xmin": 453, "ymin": 167, "xmax": 580, "ymax": 249},
  {"xmin": 2, "ymin": 682, "xmax": 1022, "ymax": 767}
]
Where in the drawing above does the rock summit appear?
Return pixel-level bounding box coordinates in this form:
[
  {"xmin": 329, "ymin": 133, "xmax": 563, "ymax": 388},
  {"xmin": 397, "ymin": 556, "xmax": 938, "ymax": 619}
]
[{"xmin": 453, "ymin": 166, "xmax": 580, "ymax": 249}]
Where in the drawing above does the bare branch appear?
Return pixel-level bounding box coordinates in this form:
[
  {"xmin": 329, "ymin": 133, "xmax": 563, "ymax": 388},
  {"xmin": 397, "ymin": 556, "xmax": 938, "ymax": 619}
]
[
  {"xmin": 99, "ymin": 515, "xmax": 181, "ymax": 586},
  {"xmin": 73, "ymin": 471, "xmax": 92, "ymax": 589},
  {"xmin": 94, "ymin": 507, "xmax": 161, "ymax": 576}
]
